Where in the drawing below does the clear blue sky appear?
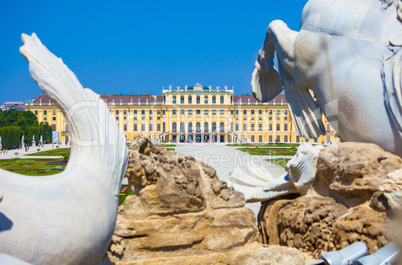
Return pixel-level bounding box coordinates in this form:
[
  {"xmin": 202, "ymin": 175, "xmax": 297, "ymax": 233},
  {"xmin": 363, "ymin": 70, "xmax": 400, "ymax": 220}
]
[{"xmin": 0, "ymin": 0, "xmax": 305, "ymax": 102}]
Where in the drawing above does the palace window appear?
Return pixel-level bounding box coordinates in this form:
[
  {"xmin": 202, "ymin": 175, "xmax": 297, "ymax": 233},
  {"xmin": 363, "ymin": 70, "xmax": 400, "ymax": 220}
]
[
  {"xmin": 220, "ymin": 109, "xmax": 224, "ymax": 115},
  {"xmin": 235, "ymin": 123, "xmax": 239, "ymax": 131},
  {"xmin": 269, "ymin": 124, "xmax": 273, "ymax": 131},
  {"xmin": 188, "ymin": 122, "xmax": 193, "ymax": 133},
  {"xmin": 157, "ymin": 110, "xmax": 160, "ymax": 115},
  {"xmin": 236, "ymin": 110, "xmax": 239, "ymax": 115},
  {"xmin": 220, "ymin": 122, "xmax": 224, "ymax": 132},
  {"xmin": 220, "ymin": 95, "xmax": 224, "ymax": 104},
  {"xmin": 149, "ymin": 124, "xmax": 153, "ymax": 131},
  {"xmin": 243, "ymin": 123, "xmax": 247, "ymax": 131},
  {"xmin": 116, "ymin": 110, "xmax": 119, "ymax": 115},
  {"xmin": 134, "ymin": 124, "xmax": 138, "ymax": 131},
  {"xmin": 284, "ymin": 110, "xmax": 288, "ymax": 115},
  {"xmin": 196, "ymin": 122, "xmax": 201, "ymax": 132},
  {"xmin": 204, "ymin": 122, "xmax": 209, "ymax": 132},
  {"xmin": 134, "ymin": 110, "xmax": 137, "ymax": 114},
  {"xmin": 180, "ymin": 110, "xmax": 184, "ymax": 115},
  {"xmin": 212, "ymin": 110, "xmax": 216, "ymax": 115},
  {"xmin": 172, "ymin": 110, "xmax": 177, "ymax": 115},
  {"xmin": 163, "ymin": 110, "xmax": 166, "ymax": 115},
  {"xmin": 243, "ymin": 110, "xmax": 247, "ymax": 115},
  {"xmin": 188, "ymin": 96, "xmax": 192, "ymax": 104},
  {"xmin": 188, "ymin": 109, "xmax": 192, "ymax": 115},
  {"xmin": 180, "ymin": 122, "xmax": 185, "ymax": 132},
  {"xmin": 52, "ymin": 117, "xmax": 56, "ymax": 121},
  {"xmin": 141, "ymin": 110, "xmax": 145, "ymax": 115},
  {"xmin": 181, "ymin": 96, "xmax": 185, "ymax": 104},
  {"xmin": 251, "ymin": 110, "xmax": 255, "ymax": 115},
  {"xmin": 269, "ymin": 116, "xmax": 272, "ymax": 121},
  {"xmin": 259, "ymin": 110, "xmax": 262, "ymax": 115},
  {"xmin": 157, "ymin": 124, "xmax": 161, "ymax": 131},
  {"xmin": 123, "ymin": 124, "xmax": 127, "ymax": 132},
  {"xmin": 163, "ymin": 122, "xmax": 166, "ymax": 132},
  {"xmin": 212, "ymin": 96, "xmax": 216, "ymax": 104},
  {"xmin": 251, "ymin": 135, "xmax": 255, "ymax": 142},
  {"xmin": 196, "ymin": 110, "xmax": 201, "ymax": 115},
  {"xmin": 149, "ymin": 110, "xmax": 153, "ymax": 114},
  {"xmin": 259, "ymin": 123, "xmax": 262, "ymax": 131},
  {"xmin": 52, "ymin": 124, "xmax": 56, "ymax": 131},
  {"xmin": 123, "ymin": 110, "xmax": 127, "ymax": 115},
  {"xmin": 172, "ymin": 122, "xmax": 177, "ymax": 132},
  {"xmin": 251, "ymin": 124, "xmax": 255, "ymax": 131},
  {"xmin": 196, "ymin": 96, "xmax": 200, "ymax": 104},
  {"xmin": 116, "ymin": 116, "xmax": 119, "ymax": 121},
  {"xmin": 149, "ymin": 116, "xmax": 153, "ymax": 120},
  {"xmin": 284, "ymin": 135, "xmax": 288, "ymax": 142},
  {"xmin": 173, "ymin": 96, "xmax": 177, "ymax": 104},
  {"xmin": 276, "ymin": 124, "xmax": 280, "ymax": 131},
  {"xmin": 326, "ymin": 124, "xmax": 331, "ymax": 133},
  {"xmin": 204, "ymin": 110, "xmax": 208, "ymax": 115},
  {"xmin": 204, "ymin": 96, "xmax": 208, "ymax": 104},
  {"xmin": 277, "ymin": 135, "xmax": 281, "ymax": 142},
  {"xmin": 44, "ymin": 110, "xmax": 47, "ymax": 115},
  {"xmin": 258, "ymin": 135, "xmax": 263, "ymax": 142},
  {"xmin": 231, "ymin": 122, "xmax": 233, "ymax": 132},
  {"xmin": 53, "ymin": 110, "xmax": 56, "ymax": 115},
  {"xmin": 284, "ymin": 124, "xmax": 288, "ymax": 131},
  {"xmin": 269, "ymin": 110, "xmax": 272, "ymax": 115},
  {"xmin": 277, "ymin": 110, "xmax": 280, "ymax": 115},
  {"xmin": 212, "ymin": 122, "xmax": 217, "ymax": 132},
  {"xmin": 141, "ymin": 123, "xmax": 145, "ymax": 131}
]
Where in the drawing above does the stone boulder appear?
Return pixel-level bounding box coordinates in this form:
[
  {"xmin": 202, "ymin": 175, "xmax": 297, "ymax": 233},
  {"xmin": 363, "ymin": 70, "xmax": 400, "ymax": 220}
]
[
  {"xmin": 258, "ymin": 143, "xmax": 402, "ymax": 258},
  {"xmin": 103, "ymin": 136, "xmax": 307, "ymax": 264}
]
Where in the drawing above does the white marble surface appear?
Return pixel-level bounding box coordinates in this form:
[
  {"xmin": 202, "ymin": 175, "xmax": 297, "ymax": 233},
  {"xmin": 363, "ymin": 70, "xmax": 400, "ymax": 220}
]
[
  {"xmin": 0, "ymin": 33, "xmax": 128, "ymax": 265},
  {"xmin": 252, "ymin": 0, "xmax": 402, "ymax": 156}
]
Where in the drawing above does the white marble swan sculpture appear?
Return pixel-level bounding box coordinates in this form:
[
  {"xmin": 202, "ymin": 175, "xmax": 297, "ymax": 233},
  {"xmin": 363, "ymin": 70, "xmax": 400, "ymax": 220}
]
[
  {"xmin": 0, "ymin": 33, "xmax": 128, "ymax": 265},
  {"xmin": 252, "ymin": 0, "xmax": 402, "ymax": 156}
]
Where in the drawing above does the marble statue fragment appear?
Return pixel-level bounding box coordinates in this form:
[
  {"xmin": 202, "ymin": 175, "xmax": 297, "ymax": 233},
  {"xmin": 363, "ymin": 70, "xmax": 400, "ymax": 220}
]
[
  {"xmin": 252, "ymin": 0, "xmax": 402, "ymax": 156},
  {"xmin": 227, "ymin": 143, "xmax": 323, "ymax": 202},
  {"xmin": 0, "ymin": 33, "xmax": 128, "ymax": 265}
]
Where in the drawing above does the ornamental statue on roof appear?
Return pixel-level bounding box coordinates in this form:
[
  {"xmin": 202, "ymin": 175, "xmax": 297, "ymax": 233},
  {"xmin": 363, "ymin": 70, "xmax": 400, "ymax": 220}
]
[{"xmin": 194, "ymin": 82, "xmax": 203, "ymax": 91}]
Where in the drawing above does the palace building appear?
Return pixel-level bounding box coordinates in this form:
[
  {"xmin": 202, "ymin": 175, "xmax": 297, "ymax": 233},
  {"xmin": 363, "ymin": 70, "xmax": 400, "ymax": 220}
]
[{"xmin": 25, "ymin": 83, "xmax": 339, "ymax": 144}]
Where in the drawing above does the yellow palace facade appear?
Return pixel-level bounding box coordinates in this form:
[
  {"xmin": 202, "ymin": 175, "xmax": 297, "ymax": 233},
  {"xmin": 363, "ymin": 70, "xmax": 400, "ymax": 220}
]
[{"xmin": 25, "ymin": 84, "xmax": 339, "ymax": 144}]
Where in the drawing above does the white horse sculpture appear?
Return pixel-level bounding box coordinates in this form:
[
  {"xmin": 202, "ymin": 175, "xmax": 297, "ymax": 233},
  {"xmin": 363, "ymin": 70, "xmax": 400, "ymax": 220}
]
[
  {"xmin": 0, "ymin": 34, "xmax": 128, "ymax": 264},
  {"xmin": 252, "ymin": 0, "xmax": 402, "ymax": 156}
]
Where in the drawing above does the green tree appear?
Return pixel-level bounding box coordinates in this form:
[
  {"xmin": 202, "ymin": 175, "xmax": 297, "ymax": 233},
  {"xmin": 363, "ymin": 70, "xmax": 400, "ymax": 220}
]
[
  {"xmin": 0, "ymin": 112, "xmax": 6, "ymax": 127},
  {"xmin": 22, "ymin": 111, "xmax": 39, "ymax": 126},
  {"xmin": 5, "ymin": 110, "xmax": 21, "ymax": 126}
]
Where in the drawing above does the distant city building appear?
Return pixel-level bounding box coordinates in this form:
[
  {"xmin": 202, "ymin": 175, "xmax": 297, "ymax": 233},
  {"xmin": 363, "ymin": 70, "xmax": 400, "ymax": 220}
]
[
  {"xmin": 25, "ymin": 83, "xmax": 339, "ymax": 143},
  {"xmin": 0, "ymin": 101, "xmax": 25, "ymax": 111}
]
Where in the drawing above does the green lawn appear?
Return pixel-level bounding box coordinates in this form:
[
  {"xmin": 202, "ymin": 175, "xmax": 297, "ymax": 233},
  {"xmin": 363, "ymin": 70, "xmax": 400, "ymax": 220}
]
[
  {"xmin": 237, "ymin": 147, "xmax": 297, "ymax": 156},
  {"xmin": 27, "ymin": 148, "xmax": 70, "ymax": 156},
  {"xmin": 0, "ymin": 158, "xmax": 67, "ymax": 176},
  {"xmin": 228, "ymin": 143, "xmax": 300, "ymax": 148}
]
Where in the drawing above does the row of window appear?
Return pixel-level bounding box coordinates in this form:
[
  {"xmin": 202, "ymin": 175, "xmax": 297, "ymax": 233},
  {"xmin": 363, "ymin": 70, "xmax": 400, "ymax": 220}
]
[
  {"xmin": 113, "ymin": 109, "xmax": 288, "ymax": 116},
  {"xmin": 34, "ymin": 110, "xmax": 58, "ymax": 116},
  {"xmin": 124, "ymin": 121, "xmax": 289, "ymax": 133},
  {"xmin": 170, "ymin": 95, "xmax": 230, "ymax": 104}
]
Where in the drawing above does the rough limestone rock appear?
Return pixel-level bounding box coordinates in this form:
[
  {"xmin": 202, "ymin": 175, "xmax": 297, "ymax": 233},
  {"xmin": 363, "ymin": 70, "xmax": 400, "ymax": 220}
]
[
  {"xmin": 103, "ymin": 136, "xmax": 308, "ymax": 264},
  {"xmin": 258, "ymin": 143, "xmax": 402, "ymax": 258},
  {"xmin": 314, "ymin": 143, "xmax": 402, "ymax": 207}
]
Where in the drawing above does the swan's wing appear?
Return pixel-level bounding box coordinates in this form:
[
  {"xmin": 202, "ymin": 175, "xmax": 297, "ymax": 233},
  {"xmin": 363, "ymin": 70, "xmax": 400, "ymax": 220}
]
[
  {"xmin": 20, "ymin": 33, "xmax": 128, "ymax": 196},
  {"xmin": 251, "ymin": 33, "xmax": 283, "ymax": 102},
  {"xmin": 278, "ymin": 60, "xmax": 325, "ymax": 139}
]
